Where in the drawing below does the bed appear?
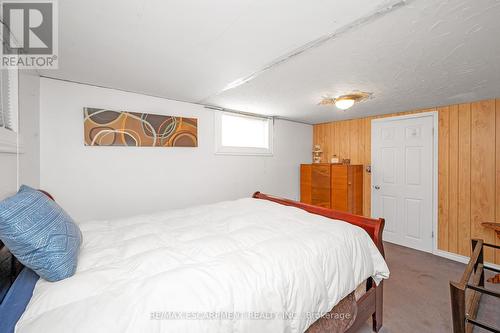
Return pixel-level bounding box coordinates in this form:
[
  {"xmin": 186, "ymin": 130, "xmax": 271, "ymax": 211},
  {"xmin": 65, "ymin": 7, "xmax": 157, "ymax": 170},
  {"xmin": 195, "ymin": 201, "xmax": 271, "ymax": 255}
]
[{"xmin": 0, "ymin": 191, "xmax": 389, "ymax": 333}]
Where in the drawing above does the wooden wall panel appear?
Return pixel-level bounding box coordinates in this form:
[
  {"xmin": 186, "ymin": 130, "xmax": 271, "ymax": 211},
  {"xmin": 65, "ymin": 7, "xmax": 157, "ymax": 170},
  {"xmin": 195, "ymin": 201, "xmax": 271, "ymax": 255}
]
[
  {"xmin": 313, "ymin": 98, "xmax": 500, "ymax": 262},
  {"xmin": 313, "ymin": 124, "xmax": 331, "ymax": 163},
  {"xmin": 312, "ymin": 126, "xmax": 320, "ymax": 155},
  {"xmin": 330, "ymin": 123, "xmax": 336, "ymax": 162},
  {"xmin": 357, "ymin": 120, "xmax": 365, "ymax": 166},
  {"xmin": 457, "ymin": 104, "xmax": 471, "ymax": 257},
  {"xmin": 349, "ymin": 120, "xmax": 360, "ymax": 164},
  {"xmin": 471, "ymin": 100, "xmax": 496, "ymax": 262},
  {"xmin": 448, "ymin": 105, "xmax": 459, "ymax": 254},
  {"xmin": 339, "ymin": 121, "xmax": 350, "ymax": 162},
  {"xmin": 496, "ymin": 99, "xmax": 500, "ymax": 264},
  {"xmin": 438, "ymin": 106, "xmax": 450, "ymax": 251},
  {"xmin": 333, "ymin": 122, "xmax": 341, "ymax": 161}
]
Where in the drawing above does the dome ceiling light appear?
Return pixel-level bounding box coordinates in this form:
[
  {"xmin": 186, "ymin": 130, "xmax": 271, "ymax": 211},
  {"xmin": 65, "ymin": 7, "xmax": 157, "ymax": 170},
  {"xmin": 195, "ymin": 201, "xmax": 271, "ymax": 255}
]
[{"xmin": 319, "ymin": 91, "xmax": 372, "ymax": 110}]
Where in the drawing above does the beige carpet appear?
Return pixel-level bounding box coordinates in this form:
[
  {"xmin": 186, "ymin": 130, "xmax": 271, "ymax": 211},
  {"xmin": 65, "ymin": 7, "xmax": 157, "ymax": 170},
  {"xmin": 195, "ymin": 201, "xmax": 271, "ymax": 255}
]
[{"xmin": 357, "ymin": 242, "xmax": 500, "ymax": 333}]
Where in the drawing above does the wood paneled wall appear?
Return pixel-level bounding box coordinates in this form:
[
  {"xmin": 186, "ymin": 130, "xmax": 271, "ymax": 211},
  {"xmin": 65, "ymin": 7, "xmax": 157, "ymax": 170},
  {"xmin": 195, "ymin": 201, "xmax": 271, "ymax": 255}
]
[{"xmin": 313, "ymin": 98, "xmax": 500, "ymax": 263}]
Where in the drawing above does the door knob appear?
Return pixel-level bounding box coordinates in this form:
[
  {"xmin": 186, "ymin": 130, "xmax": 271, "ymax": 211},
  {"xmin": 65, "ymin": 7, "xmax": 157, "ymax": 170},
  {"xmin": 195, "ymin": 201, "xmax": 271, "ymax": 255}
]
[{"xmin": 374, "ymin": 185, "xmax": 380, "ymax": 190}]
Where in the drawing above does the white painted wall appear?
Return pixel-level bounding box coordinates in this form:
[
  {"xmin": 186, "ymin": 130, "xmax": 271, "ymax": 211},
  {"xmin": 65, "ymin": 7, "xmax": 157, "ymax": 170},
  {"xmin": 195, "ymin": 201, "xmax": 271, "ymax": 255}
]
[
  {"xmin": 39, "ymin": 78, "xmax": 312, "ymax": 221},
  {"xmin": 19, "ymin": 71, "xmax": 41, "ymax": 188},
  {"xmin": 0, "ymin": 70, "xmax": 40, "ymax": 200}
]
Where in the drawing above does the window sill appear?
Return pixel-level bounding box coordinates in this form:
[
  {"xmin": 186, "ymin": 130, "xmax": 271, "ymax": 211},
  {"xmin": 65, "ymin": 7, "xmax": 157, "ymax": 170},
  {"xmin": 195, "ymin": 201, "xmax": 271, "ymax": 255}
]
[
  {"xmin": 0, "ymin": 128, "xmax": 22, "ymax": 154},
  {"xmin": 215, "ymin": 145, "xmax": 273, "ymax": 156},
  {"xmin": 215, "ymin": 151, "xmax": 274, "ymax": 157}
]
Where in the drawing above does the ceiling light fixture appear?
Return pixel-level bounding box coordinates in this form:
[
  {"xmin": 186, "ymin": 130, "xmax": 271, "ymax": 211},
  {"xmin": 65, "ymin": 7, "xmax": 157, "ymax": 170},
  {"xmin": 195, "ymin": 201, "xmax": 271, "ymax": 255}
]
[
  {"xmin": 319, "ymin": 91, "xmax": 372, "ymax": 110},
  {"xmin": 334, "ymin": 97, "xmax": 356, "ymax": 110}
]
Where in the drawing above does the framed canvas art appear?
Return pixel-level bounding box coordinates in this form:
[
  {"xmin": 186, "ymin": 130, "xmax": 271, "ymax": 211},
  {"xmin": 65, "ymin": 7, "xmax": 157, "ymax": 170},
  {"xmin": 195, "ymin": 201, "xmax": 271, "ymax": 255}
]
[{"xmin": 84, "ymin": 107, "xmax": 198, "ymax": 147}]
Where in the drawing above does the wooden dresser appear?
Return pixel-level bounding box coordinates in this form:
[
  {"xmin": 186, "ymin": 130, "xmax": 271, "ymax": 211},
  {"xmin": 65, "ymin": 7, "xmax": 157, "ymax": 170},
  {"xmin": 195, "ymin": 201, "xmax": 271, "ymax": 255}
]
[{"xmin": 300, "ymin": 164, "xmax": 363, "ymax": 214}]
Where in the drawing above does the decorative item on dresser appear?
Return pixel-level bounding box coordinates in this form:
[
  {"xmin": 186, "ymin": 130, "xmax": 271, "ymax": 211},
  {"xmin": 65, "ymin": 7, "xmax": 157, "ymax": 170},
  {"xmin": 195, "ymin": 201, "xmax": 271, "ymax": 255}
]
[
  {"xmin": 312, "ymin": 145, "xmax": 323, "ymax": 163},
  {"xmin": 300, "ymin": 163, "xmax": 363, "ymax": 214},
  {"xmin": 330, "ymin": 154, "xmax": 339, "ymax": 164}
]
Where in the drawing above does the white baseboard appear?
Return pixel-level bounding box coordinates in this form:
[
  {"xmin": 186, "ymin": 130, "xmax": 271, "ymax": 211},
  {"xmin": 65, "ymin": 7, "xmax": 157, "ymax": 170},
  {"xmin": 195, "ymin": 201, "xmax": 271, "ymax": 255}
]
[{"xmin": 434, "ymin": 249, "xmax": 500, "ymax": 271}]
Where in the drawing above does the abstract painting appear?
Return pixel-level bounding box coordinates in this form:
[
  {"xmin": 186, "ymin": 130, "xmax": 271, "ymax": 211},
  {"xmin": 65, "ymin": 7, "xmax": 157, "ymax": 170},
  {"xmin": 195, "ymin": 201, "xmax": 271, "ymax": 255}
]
[{"xmin": 83, "ymin": 108, "xmax": 198, "ymax": 147}]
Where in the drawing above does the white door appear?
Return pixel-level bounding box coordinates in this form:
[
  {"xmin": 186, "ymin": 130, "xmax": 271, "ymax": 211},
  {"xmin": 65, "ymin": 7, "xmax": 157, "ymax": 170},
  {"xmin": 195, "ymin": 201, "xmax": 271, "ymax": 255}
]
[{"xmin": 371, "ymin": 114, "xmax": 435, "ymax": 253}]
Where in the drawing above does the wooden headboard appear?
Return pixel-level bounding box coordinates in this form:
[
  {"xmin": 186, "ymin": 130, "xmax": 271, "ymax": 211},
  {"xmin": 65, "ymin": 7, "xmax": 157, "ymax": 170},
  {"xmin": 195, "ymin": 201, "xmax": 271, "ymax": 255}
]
[{"xmin": 252, "ymin": 192, "xmax": 385, "ymax": 257}]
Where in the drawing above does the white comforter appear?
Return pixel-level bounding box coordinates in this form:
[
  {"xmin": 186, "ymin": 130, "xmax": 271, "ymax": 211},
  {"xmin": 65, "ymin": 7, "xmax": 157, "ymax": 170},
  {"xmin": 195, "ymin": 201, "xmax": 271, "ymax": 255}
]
[{"xmin": 17, "ymin": 198, "xmax": 389, "ymax": 333}]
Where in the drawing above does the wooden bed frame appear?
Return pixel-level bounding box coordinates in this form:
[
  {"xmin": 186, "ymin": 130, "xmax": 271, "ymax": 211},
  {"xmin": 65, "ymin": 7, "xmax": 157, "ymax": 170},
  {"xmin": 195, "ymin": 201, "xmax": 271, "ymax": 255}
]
[
  {"xmin": 253, "ymin": 192, "xmax": 386, "ymax": 332},
  {"xmin": 1, "ymin": 191, "xmax": 385, "ymax": 333}
]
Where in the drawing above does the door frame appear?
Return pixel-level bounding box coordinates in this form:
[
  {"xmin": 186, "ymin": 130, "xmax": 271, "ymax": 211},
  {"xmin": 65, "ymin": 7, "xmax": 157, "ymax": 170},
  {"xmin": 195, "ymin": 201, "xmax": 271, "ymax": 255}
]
[{"xmin": 371, "ymin": 111, "xmax": 438, "ymax": 254}]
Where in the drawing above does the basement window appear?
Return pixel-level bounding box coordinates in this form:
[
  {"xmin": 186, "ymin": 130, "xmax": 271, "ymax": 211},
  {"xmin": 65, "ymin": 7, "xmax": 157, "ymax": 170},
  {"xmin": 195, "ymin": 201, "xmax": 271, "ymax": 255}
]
[{"xmin": 215, "ymin": 112, "xmax": 273, "ymax": 156}]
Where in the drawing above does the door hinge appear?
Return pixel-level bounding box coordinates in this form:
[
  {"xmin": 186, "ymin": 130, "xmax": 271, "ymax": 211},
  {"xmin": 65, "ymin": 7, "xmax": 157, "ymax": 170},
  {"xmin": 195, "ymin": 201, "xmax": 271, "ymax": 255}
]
[{"xmin": 431, "ymin": 231, "xmax": 434, "ymax": 238}]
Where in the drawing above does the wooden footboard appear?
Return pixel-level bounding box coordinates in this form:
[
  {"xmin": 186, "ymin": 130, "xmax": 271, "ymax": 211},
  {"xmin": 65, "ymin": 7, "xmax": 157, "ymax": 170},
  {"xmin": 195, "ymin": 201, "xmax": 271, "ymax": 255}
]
[{"xmin": 253, "ymin": 192, "xmax": 385, "ymax": 332}]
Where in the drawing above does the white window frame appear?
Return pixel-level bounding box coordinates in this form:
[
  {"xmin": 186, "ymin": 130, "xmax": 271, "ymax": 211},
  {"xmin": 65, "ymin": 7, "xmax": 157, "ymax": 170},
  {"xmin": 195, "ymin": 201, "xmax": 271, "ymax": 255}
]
[
  {"xmin": 215, "ymin": 112, "xmax": 274, "ymax": 156},
  {"xmin": 0, "ymin": 127, "xmax": 18, "ymax": 153},
  {"xmin": 0, "ymin": 68, "xmax": 20, "ymax": 154}
]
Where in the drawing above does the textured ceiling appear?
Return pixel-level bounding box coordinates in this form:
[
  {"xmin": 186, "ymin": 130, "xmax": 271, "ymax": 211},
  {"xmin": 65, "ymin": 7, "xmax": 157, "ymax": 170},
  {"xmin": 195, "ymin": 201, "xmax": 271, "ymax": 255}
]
[{"xmin": 41, "ymin": 0, "xmax": 500, "ymax": 124}]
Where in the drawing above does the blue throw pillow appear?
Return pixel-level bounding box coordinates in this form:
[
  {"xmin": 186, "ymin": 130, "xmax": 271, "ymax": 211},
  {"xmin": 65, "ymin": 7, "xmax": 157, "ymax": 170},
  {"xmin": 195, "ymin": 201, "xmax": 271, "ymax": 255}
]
[{"xmin": 0, "ymin": 186, "xmax": 82, "ymax": 282}]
